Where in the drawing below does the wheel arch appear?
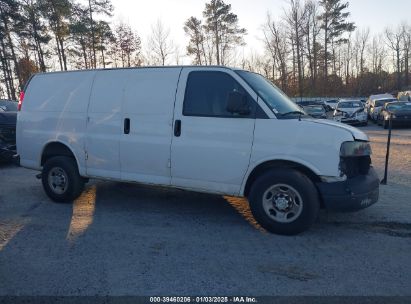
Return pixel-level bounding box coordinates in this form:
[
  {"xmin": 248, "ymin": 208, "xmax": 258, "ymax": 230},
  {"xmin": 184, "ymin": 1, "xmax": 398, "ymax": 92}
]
[
  {"xmin": 41, "ymin": 141, "xmax": 80, "ymax": 171},
  {"xmin": 242, "ymin": 159, "xmax": 322, "ymax": 199}
]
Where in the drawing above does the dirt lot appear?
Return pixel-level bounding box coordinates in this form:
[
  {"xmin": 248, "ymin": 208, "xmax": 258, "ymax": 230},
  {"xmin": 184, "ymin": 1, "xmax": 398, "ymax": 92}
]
[{"xmin": 0, "ymin": 123, "xmax": 410, "ymax": 296}]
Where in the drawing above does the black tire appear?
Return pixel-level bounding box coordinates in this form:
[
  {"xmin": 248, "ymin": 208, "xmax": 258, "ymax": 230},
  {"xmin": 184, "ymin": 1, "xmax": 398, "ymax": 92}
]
[
  {"xmin": 42, "ymin": 156, "xmax": 85, "ymax": 203},
  {"xmin": 248, "ymin": 169, "xmax": 320, "ymax": 235}
]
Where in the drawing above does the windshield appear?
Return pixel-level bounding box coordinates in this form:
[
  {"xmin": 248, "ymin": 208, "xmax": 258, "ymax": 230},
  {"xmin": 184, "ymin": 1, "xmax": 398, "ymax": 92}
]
[
  {"xmin": 235, "ymin": 70, "xmax": 303, "ymax": 117},
  {"xmin": 304, "ymin": 106, "xmax": 324, "ymax": 113},
  {"xmin": 0, "ymin": 100, "xmax": 18, "ymax": 112},
  {"xmin": 338, "ymin": 101, "xmax": 363, "ymax": 108},
  {"xmin": 387, "ymin": 102, "xmax": 411, "ymax": 111},
  {"xmin": 375, "ymin": 98, "xmax": 396, "ymax": 107}
]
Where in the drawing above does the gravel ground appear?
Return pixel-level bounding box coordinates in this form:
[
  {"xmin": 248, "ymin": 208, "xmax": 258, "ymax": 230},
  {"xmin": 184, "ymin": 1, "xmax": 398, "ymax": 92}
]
[{"xmin": 0, "ymin": 123, "xmax": 410, "ymax": 296}]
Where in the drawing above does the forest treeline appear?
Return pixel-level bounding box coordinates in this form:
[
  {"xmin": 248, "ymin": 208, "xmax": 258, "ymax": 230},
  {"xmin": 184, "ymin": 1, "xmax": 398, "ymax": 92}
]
[{"xmin": 1, "ymin": 0, "xmax": 411, "ymax": 100}]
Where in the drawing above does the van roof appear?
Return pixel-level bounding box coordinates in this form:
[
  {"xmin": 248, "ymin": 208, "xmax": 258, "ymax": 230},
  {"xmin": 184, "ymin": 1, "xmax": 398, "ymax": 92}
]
[
  {"xmin": 32, "ymin": 65, "xmax": 238, "ymax": 76},
  {"xmin": 369, "ymin": 93, "xmax": 394, "ymax": 100}
]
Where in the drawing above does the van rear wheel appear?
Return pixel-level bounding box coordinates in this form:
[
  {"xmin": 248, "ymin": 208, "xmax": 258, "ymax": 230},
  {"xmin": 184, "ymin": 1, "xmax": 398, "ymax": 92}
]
[
  {"xmin": 248, "ymin": 169, "xmax": 319, "ymax": 235},
  {"xmin": 42, "ymin": 156, "xmax": 85, "ymax": 203}
]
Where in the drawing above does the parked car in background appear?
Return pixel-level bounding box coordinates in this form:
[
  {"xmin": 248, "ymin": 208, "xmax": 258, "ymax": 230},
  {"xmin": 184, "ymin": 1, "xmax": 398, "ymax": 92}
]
[
  {"xmin": 397, "ymin": 91, "xmax": 411, "ymax": 102},
  {"xmin": 377, "ymin": 101, "xmax": 411, "ymax": 129},
  {"xmin": 302, "ymin": 105, "xmax": 327, "ymax": 119},
  {"xmin": 333, "ymin": 100, "xmax": 368, "ymax": 126},
  {"xmin": 0, "ymin": 99, "xmax": 17, "ymax": 162},
  {"xmin": 324, "ymin": 99, "xmax": 339, "ymax": 111},
  {"xmin": 295, "ymin": 100, "xmax": 324, "ymax": 107},
  {"xmin": 365, "ymin": 94, "xmax": 396, "ymax": 121}
]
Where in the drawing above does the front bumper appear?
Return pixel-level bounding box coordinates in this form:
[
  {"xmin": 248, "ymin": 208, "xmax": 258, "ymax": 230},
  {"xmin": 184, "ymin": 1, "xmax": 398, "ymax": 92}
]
[
  {"xmin": 334, "ymin": 116, "xmax": 367, "ymax": 125},
  {"xmin": 316, "ymin": 167, "xmax": 379, "ymax": 212}
]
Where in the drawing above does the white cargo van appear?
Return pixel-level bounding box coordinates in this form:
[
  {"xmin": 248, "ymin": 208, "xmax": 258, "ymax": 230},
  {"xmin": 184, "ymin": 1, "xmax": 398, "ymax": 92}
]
[{"xmin": 17, "ymin": 66, "xmax": 379, "ymax": 235}]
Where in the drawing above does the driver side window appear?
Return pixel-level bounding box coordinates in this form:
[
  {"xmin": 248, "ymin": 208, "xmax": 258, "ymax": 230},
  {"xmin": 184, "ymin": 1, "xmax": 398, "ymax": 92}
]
[{"xmin": 183, "ymin": 71, "xmax": 255, "ymax": 118}]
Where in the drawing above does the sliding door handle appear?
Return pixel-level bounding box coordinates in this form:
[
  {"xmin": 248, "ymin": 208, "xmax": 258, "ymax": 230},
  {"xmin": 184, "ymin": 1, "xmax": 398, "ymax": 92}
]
[
  {"xmin": 174, "ymin": 120, "xmax": 181, "ymax": 137},
  {"xmin": 124, "ymin": 118, "xmax": 130, "ymax": 134}
]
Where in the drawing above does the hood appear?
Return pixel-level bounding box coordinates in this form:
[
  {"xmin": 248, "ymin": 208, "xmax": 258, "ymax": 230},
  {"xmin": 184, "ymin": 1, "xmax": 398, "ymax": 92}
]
[
  {"xmin": 0, "ymin": 112, "xmax": 17, "ymax": 126},
  {"xmin": 302, "ymin": 118, "xmax": 369, "ymax": 141},
  {"xmin": 337, "ymin": 107, "xmax": 363, "ymax": 115}
]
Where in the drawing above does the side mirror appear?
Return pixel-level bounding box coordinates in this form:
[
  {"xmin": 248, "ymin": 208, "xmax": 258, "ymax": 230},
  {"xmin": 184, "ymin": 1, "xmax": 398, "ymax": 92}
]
[{"xmin": 226, "ymin": 91, "xmax": 251, "ymax": 115}]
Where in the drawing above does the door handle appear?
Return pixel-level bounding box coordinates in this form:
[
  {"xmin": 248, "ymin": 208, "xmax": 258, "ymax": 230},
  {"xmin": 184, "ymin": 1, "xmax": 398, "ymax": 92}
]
[
  {"xmin": 174, "ymin": 120, "xmax": 181, "ymax": 137},
  {"xmin": 124, "ymin": 118, "xmax": 130, "ymax": 134}
]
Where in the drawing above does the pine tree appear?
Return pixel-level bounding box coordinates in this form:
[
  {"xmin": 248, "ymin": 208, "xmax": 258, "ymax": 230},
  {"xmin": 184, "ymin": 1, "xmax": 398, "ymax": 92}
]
[
  {"xmin": 87, "ymin": 0, "xmax": 113, "ymax": 68},
  {"xmin": 95, "ymin": 20, "xmax": 114, "ymax": 68},
  {"xmin": 20, "ymin": 0, "xmax": 51, "ymax": 73},
  {"xmin": 39, "ymin": 0, "xmax": 72, "ymax": 71},
  {"xmin": 203, "ymin": 0, "xmax": 246, "ymax": 65},
  {"xmin": 318, "ymin": 0, "xmax": 355, "ymax": 85},
  {"xmin": 0, "ymin": 0, "xmax": 22, "ymax": 99},
  {"xmin": 69, "ymin": 3, "xmax": 92, "ymax": 69},
  {"xmin": 184, "ymin": 17, "xmax": 205, "ymax": 65},
  {"xmin": 114, "ymin": 22, "xmax": 141, "ymax": 67}
]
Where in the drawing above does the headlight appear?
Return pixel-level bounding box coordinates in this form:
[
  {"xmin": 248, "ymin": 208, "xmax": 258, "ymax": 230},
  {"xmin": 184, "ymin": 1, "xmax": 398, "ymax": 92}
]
[{"xmin": 340, "ymin": 141, "xmax": 371, "ymax": 157}]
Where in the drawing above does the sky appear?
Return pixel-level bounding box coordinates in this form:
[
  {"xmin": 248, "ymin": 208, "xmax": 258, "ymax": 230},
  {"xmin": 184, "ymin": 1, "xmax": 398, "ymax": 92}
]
[{"xmin": 111, "ymin": 0, "xmax": 410, "ymax": 62}]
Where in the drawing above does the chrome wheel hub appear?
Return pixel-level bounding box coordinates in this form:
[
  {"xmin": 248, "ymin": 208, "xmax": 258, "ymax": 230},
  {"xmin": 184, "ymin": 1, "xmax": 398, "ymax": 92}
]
[
  {"xmin": 274, "ymin": 195, "xmax": 291, "ymax": 211},
  {"xmin": 48, "ymin": 167, "xmax": 68, "ymax": 195},
  {"xmin": 262, "ymin": 184, "xmax": 303, "ymax": 223}
]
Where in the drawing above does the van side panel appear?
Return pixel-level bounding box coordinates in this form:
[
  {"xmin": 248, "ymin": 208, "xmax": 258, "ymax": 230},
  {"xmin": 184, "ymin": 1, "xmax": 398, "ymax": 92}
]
[
  {"xmin": 120, "ymin": 67, "xmax": 182, "ymax": 185},
  {"xmin": 17, "ymin": 71, "xmax": 96, "ymax": 174},
  {"xmin": 86, "ymin": 69, "xmax": 128, "ymax": 179}
]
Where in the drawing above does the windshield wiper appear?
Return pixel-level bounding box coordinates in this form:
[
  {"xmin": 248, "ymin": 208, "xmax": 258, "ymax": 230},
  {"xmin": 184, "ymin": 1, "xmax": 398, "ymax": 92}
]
[
  {"xmin": 278, "ymin": 111, "xmax": 306, "ymax": 121},
  {"xmin": 279, "ymin": 111, "xmax": 305, "ymax": 117}
]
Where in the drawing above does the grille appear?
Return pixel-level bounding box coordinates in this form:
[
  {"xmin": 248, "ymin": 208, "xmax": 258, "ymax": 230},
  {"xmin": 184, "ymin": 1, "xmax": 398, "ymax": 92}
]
[{"xmin": 339, "ymin": 156, "xmax": 371, "ymax": 178}]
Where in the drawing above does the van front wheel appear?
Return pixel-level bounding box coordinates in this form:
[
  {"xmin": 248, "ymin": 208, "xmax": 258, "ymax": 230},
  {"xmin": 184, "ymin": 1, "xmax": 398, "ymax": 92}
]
[
  {"xmin": 248, "ymin": 169, "xmax": 319, "ymax": 235},
  {"xmin": 42, "ymin": 156, "xmax": 85, "ymax": 203}
]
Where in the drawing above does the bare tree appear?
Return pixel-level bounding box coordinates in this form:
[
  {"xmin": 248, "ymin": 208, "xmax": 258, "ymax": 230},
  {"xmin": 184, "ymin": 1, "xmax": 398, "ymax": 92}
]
[
  {"xmin": 401, "ymin": 23, "xmax": 411, "ymax": 88},
  {"xmin": 305, "ymin": 0, "xmax": 320, "ymax": 92},
  {"xmin": 357, "ymin": 28, "xmax": 370, "ymax": 75},
  {"xmin": 284, "ymin": 0, "xmax": 308, "ymax": 97},
  {"xmin": 369, "ymin": 35, "xmax": 386, "ymax": 74},
  {"xmin": 354, "ymin": 27, "xmax": 370, "ymax": 94},
  {"xmin": 342, "ymin": 31, "xmax": 353, "ymax": 88},
  {"xmin": 385, "ymin": 25, "xmax": 404, "ymax": 90},
  {"xmin": 174, "ymin": 44, "xmax": 182, "ymax": 65},
  {"xmin": 263, "ymin": 14, "xmax": 289, "ymax": 91},
  {"xmin": 148, "ymin": 19, "xmax": 174, "ymax": 66}
]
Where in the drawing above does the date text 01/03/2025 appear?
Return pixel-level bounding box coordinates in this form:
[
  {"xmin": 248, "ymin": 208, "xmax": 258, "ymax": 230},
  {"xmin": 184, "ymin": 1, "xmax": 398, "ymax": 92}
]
[{"xmin": 149, "ymin": 296, "xmax": 257, "ymax": 303}]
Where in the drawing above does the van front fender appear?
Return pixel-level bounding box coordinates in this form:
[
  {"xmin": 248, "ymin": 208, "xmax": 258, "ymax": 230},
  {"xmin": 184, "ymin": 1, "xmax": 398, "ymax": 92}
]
[{"xmin": 240, "ymin": 156, "xmax": 323, "ymax": 196}]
